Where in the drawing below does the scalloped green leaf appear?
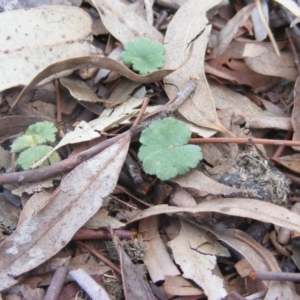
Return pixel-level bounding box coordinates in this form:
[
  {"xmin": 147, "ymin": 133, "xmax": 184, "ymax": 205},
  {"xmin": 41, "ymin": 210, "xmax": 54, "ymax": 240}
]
[
  {"xmin": 11, "ymin": 135, "xmax": 38, "ymax": 153},
  {"xmin": 25, "ymin": 121, "xmax": 57, "ymax": 144},
  {"xmin": 121, "ymin": 37, "xmax": 165, "ymax": 75},
  {"xmin": 17, "ymin": 145, "xmax": 60, "ymax": 170},
  {"xmin": 138, "ymin": 117, "xmax": 202, "ymax": 180}
]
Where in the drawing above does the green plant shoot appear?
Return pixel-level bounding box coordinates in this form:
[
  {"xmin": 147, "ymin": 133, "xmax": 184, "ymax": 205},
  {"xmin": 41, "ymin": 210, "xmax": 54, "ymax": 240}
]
[
  {"xmin": 138, "ymin": 117, "xmax": 202, "ymax": 180},
  {"xmin": 11, "ymin": 121, "xmax": 60, "ymax": 170},
  {"xmin": 120, "ymin": 37, "xmax": 165, "ymax": 75}
]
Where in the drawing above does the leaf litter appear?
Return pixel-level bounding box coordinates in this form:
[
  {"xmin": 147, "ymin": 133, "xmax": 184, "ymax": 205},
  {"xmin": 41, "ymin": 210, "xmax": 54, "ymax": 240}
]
[{"xmin": 2, "ymin": 0, "xmax": 300, "ymax": 299}]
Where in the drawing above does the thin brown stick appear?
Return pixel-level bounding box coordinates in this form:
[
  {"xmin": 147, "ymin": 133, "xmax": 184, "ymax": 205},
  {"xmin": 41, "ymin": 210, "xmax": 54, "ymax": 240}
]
[
  {"xmin": 0, "ymin": 132, "xmax": 126, "ymax": 184},
  {"xmin": 190, "ymin": 137, "xmax": 300, "ymax": 147},
  {"xmin": 269, "ymin": 230, "xmax": 290, "ymax": 257},
  {"xmin": 284, "ymin": 172, "xmax": 300, "ymax": 185},
  {"xmin": 132, "ymin": 97, "xmax": 150, "ymax": 128},
  {"xmin": 271, "ymin": 131, "xmax": 293, "ymax": 161},
  {"xmin": 249, "ymin": 270, "xmax": 300, "ymax": 282},
  {"xmin": 286, "ymin": 28, "xmax": 300, "ymax": 74},
  {"xmin": 131, "ymin": 77, "xmax": 198, "ymax": 133},
  {"xmin": 55, "ymin": 79, "xmax": 62, "ymax": 124},
  {"xmin": 289, "ymin": 197, "xmax": 300, "ymax": 202},
  {"xmin": 73, "ymin": 228, "xmax": 137, "ymax": 241},
  {"xmin": 76, "ymin": 241, "xmax": 121, "ymax": 275}
]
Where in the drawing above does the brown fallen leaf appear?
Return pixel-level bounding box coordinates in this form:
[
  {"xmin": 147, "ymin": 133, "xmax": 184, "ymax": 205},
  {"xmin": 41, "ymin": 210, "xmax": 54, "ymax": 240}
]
[
  {"xmin": 210, "ymin": 81, "xmax": 292, "ymax": 131},
  {"xmin": 206, "ymin": 56, "xmax": 278, "ymax": 91},
  {"xmin": 163, "ymin": 0, "xmax": 231, "ymax": 134},
  {"xmin": 164, "ymin": 275, "xmax": 204, "ymax": 297},
  {"xmin": 0, "ymin": 6, "xmax": 92, "ymax": 91},
  {"xmin": 0, "ymin": 131, "xmax": 131, "ymax": 291},
  {"xmin": 91, "ymin": 0, "xmax": 163, "ymax": 43},
  {"xmin": 138, "ymin": 216, "xmax": 180, "ymax": 283},
  {"xmin": 272, "ymin": 154, "xmax": 300, "ymax": 174},
  {"xmin": 60, "ymin": 77, "xmax": 104, "ymax": 103},
  {"xmin": 103, "ymin": 78, "xmax": 141, "ymax": 108},
  {"xmin": 243, "ymin": 44, "xmax": 298, "ymax": 82},
  {"xmin": 201, "ymin": 225, "xmax": 299, "ymax": 300},
  {"xmin": 207, "ymin": 3, "xmax": 255, "ymax": 59},
  {"xmin": 292, "ymin": 77, "xmax": 300, "ymax": 151},
  {"xmin": 114, "ymin": 236, "xmax": 156, "ymax": 300},
  {"xmin": 128, "ymin": 198, "xmax": 300, "ymax": 233},
  {"xmin": 0, "ymin": 116, "xmax": 55, "ymax": 143},
  {"xmin": 11, "ymin": 53, "xmax": 190, "ymax": 112},
  {"xmin": 172, "ymin": 169, "xmax": 240, "ymax": 197},
  {"xmin": 168, "ymin": 219, "xmax": 228, "ymax": 299}
]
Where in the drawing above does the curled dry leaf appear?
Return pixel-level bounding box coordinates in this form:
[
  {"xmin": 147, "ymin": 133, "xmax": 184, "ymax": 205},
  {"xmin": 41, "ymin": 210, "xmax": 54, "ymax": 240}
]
[
  {"xmin": 0, "ymin": 131, "xmax": 130, "ymax": 291},
  {"xmin": 12, "ymin": 52, "xmax": 191, "ymax": 111},
  {"xmin": 0, "ymin": 6, "xmax": 92, "ymax": 92},
  {"xmin": 128, "ymin": 198, "xmax": 300, "ymax": 234},
  {"xmin": 163, "ymin": 0, "xmax": 230, "ymax": 135},
  {"xmin": 201, "ymin": 225, "xmax": 298, "ymax": 299}
]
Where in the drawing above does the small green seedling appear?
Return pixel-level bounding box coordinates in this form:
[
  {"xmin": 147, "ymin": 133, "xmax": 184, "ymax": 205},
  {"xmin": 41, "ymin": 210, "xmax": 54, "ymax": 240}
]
[
  {"xmin": 138, "ymin": 117, "xmax": 202, "ymax": 180},
  {"xmin": 11, "ymin": 121, "xmax": 61, "ymax": 170},
  {"xmin": 121, "ymin": 36, "xmax": 165, "ymax": 75}
]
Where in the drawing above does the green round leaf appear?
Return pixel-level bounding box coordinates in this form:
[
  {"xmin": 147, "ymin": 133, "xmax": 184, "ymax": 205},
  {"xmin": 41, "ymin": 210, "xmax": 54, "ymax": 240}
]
[
  {"xmin": 11, "ymin": 135, "xmax": 38, "ymax": 153},
  {"xmin": 17, "ymin": 145, "xmax": 60, "ymax": 170},
  {"xmin": 25, "ymin": 121, "xmax": 57, "ymax": 144},
  {"xmin": 138, "ymin": 117, "xmax": 202, "ymax": 180},
  {"xmin": 121, "ymin": 37, "xmax": 165, "ymax": 75}
]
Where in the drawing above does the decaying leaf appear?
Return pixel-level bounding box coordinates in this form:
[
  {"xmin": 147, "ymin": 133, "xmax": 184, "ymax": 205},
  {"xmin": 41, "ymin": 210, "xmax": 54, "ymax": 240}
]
[
  {"xmin": 243, "ymin": 44, "xmax": 298, "ymax": 82},
  {"xmin": 172, "ymin": 169, "xmax": 240, "ymax": 197},
  {"xmin": 114, "ymin": 236, "xmax": 156, "ymax": 300},
  {"xmin": 0, "ymin": 131, "xmax": 130, "ymax": 291},
  {"xmin": 201, "ymin": 225, "xmax": 299, "ymax": 300},
  {"xmin": 128, "ymin": 199, "xmax": 300, "ymax": 233},
  {"xmin": 272, "ymin": 154, "xmax": 300, "ymax": 174},
  {"xmin": 207, "ymin": 3, "xmax": 255, "ymax": 59},
  {"xmin": 138, "ymin": 216, "xmax": 180, "ymax": 282},
  {"xmin": 163, "ymin": 0, "xmax": 230, "ymax": 134},
  {"xmin": 60, "ymin": 77, "xmax": 104, "ymax": 103},
  {"xmin": 168, "ymin": 220, "xmax": 228, "ymax": 299},
  {"xmin": 12, "ymin": 52, "xmax": 190, "ymax": 111},
  {"xmin": 0, "ymin": 6, "xmax": 93, "ymax": 91},
  {"xmin": 91, "ymin": 0, "xmax": 163, "ymax": 44},
  {"xmin": 292, "ymin": 77, "xmax": 300, "ymax": 151}
]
